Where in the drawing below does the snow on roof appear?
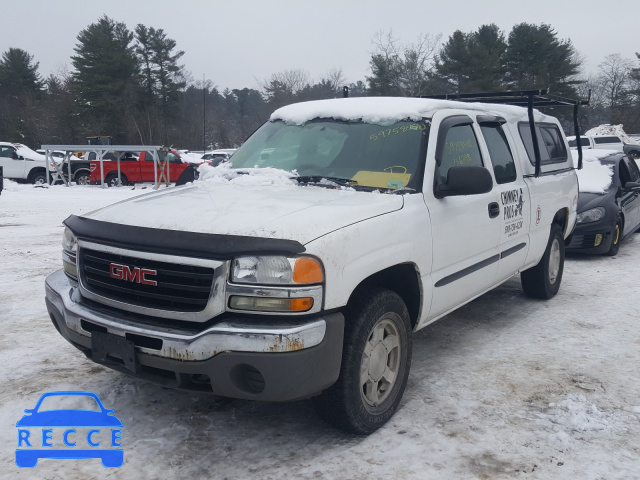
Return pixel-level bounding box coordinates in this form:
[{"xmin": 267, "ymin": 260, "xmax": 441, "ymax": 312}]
[
  {"xmin": 270, "ymin": 97, "xmax": 542, "ymax": 126},
  {"xmin": 571, "ymin": 149, "xmax": 615, "ymax": 193},
  {"xmin": 584, "ymin": 124, "xmax": 640, "ymax": 145}
]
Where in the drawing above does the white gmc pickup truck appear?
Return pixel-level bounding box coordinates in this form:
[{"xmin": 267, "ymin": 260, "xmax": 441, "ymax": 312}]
[{"xmin": 45, "ymin": 94, "xmax": 579, "ymax": 434}]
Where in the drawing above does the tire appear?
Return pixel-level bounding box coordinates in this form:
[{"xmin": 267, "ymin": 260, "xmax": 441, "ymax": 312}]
[
  {"xmin": 521, "ymin": 223, "xmax": 565, "ymax": 299},
  {"xmin": 74, "ymin": 169, "xmax": 91, "ymax": 185},
  {"xmin": 313, "ymin": 287, "xmax": 412, "ymax": 434},
  {"xmin": 627, "ymin": 150, "xmax": 640, "ymax": 159},
  {"xmin": 606, "ymin": 216, "xmax": 623, "ymax": 256},
  {"xmin": 31, "ymin": 171, "xmax": 47, "ymax": 185},
  {"xmin": 105, "ymin": 173, "xmax": 127, "ymax": 187}
]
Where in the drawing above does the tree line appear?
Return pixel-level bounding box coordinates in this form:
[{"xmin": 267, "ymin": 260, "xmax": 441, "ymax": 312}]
[{"xmin": 1, "ymin": 16, "xmax": 639, "ymax": 151}]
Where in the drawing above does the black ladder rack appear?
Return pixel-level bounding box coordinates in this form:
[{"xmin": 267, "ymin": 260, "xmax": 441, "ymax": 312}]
[{"xmin": 421, "ymin": 89, "xmax": 590, "ymax": 176}]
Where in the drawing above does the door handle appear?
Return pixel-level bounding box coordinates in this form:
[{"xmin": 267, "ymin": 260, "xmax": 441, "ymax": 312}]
[{"xmin": 488, "ymin": 202, "xmax": 500, "ymax": 218}]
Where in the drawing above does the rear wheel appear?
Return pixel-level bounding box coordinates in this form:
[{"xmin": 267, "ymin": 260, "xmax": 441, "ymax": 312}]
[
  {"xmin": 521, "ymin": 223, "xmax": 564, "ymax": 299},
  {"xmin": 627, "ymin": 149, "xmax": 640, "ymax": 159},
  {"xmin": 606, "ymin": 217, "xmax": 622, "ymax": 256},
  {"xmin": 105, "ymin": 172, "xmax": 127, "ymax": 187},
  {"xmin": 74, "ymin": 169, "xmax": 91, "ymax": 185},
  {"xmin": 313, "ymin": 287, "xmax": 412, "ymax": 434}
]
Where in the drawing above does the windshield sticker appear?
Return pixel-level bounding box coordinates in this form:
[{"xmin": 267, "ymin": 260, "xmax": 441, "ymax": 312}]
[
  {"xmin": 502, "ymin": 188, "xmax": 525, "ymax": 237},
  {"xmin": 369, "ymin": 124, "xmax": 426, "ymax": 141}
]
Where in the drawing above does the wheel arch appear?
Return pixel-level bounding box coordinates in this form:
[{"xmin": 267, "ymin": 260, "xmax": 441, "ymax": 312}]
[
  {"xmin": 74, "ymin": 167, "xmax": 91, "ymax": 180},
  {"xmin": 346, "ymin": 263, "xmax": 422, "ymax": 330},
  {"xmin": 552, "ymin": 207, "xmax": 569, "ymax": 237},
  {"xmin": 27, "ymin": 167, "xmax": 46, "ymax": 183}
]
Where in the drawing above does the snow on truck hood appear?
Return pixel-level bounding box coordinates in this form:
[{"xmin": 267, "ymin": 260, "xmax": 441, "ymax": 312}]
[{"xmin": 82, "ymin": 180, "xmax": 404, "ymax": 245}]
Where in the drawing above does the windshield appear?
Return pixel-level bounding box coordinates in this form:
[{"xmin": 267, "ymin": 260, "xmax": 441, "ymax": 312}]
[{"xmin": 230, "ymin": 119, "xmax": 428, "ymax": 190}]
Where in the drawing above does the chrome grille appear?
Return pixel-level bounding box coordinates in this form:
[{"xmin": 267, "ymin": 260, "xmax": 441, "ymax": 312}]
[{"xmin": 79, "ymin": 247, "xmax": 216, "ymax": 312}]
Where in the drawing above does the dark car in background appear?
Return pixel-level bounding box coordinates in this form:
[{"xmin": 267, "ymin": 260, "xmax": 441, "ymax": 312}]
[{"xmin": 566, "ymin": 153, "xmax": 640, "ymax": 256}]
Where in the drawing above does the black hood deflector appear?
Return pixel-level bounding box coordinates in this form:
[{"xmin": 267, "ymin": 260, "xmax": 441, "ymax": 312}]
[{"xmin": 64, "ymin": 215, "xmax": 306, "ymax": 260}]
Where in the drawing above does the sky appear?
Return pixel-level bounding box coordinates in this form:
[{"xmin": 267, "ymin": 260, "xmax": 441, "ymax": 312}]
[{"xmin": 4, "ymin": 0, "xmax": 639, "ymax": 92}]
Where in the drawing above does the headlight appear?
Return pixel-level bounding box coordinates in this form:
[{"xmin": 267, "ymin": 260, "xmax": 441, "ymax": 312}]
[
  {"xmin": 62, "ymin": 227, "xmax": 78, "ymax": 280},
  {"xmin": 231, "ymin": 256, "xmax": 323, "ymax": 285},
  {"xmin": 576, "ymin": 207, "xmax": 605, "ymax": 224},
  {"xmin": 62, "ymin": 227, "xmax": 78, "ymax": 254}
]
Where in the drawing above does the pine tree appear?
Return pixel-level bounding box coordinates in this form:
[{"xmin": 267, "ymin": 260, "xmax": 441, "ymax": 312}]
[
  {"xmin": 0, "ymin": 48, "xmax": 44, "ymax": 97},
  {"xmin": 503, "ymin": 23, "xmax": 582, "ymax": 98},
  {"xmin": 71, "ymin": 15, "xmax": 138, "ymax": 141},
  {"xmin": 435, "ymin": 25, "xmax": 506, "ymax": 93}
]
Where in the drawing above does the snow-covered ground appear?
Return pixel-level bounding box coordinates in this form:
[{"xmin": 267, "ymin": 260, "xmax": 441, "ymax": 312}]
[{"xmin": 1, "ymin": 181, "xmax": 639, "ymax": 479}]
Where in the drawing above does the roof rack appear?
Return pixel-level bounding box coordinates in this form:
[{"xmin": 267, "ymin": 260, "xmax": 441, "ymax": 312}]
[{"xmin": 421, "ymin": 88, "xmax": 590, "ymax": 176}]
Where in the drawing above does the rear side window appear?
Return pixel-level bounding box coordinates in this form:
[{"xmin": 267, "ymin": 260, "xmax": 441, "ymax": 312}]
[
  {"xmin": 568, "ymin": 138, "xmax": 590, "ymax": 148},
  {"xmin": 436, "ymin": 124, "xmax": 483, "ymax": 180},
  {"xmin": 480, "ymin": 124, "xmax": 517, "ymax": 184},
  {"xmin": 518, "ymin": 123, "xmax": 568, "ymax": 165},
  {"xmin": 594, "ymin": 136, "xmax": 622, "ymax": 145}
]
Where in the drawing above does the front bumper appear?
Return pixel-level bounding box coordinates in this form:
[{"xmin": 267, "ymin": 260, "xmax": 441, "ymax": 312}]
[
  {"xmin": 565, "ymin": 221, "xmax": 616, "ymax": 254},
  {"xmin": 45, "ymin": 270, "xmax": 344, "ymax": 401}
]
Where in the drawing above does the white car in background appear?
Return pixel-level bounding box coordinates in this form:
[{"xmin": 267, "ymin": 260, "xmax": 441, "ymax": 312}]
[
  {"xmin": 201, "ymin": 148, "xmax": 236, "ymax": 166},
  {"xmin": 567, "ymin": 135, "xmax": 640, "ymax": 158}
]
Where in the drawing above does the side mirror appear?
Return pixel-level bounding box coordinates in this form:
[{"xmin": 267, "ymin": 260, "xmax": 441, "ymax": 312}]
[
  {"xmin": 435, "ymin": 165, "xmax": 493, "ymax": 198},
  {"xmin": 624, "ymin": 181, "xmax": 640, "ymax": 190}
]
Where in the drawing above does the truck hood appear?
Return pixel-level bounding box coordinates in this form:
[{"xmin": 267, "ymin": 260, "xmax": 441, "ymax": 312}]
[{"xmin": 83, "ymin": 182, "xmax": 404, "ymax": 244}]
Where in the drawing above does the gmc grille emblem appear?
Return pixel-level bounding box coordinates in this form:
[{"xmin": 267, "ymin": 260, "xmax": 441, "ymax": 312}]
[{"xmin": 109, "ymin": 263, "xmax": 158, "ymax": 286}]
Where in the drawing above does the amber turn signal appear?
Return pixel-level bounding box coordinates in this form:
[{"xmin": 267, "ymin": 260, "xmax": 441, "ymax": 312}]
[{"xmin": 293, "ymin": 257, "xmax": 323, "ymax": 284}]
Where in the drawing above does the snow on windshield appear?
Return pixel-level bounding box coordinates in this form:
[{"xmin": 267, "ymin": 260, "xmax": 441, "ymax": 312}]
[
  {"xmin": 197, "ymin": 162, "xmax": 298, "ymax": 187},
  {"xmin": 572, "ymin": 150, "xmax": 615, "ymax": 193}
]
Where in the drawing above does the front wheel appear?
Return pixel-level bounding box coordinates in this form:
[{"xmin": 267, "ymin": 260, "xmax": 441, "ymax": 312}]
[
  {"xmin": 521, "ymin": 223, "xmax": 565, "ymax": 299},
  {"xmin": 31, "ymin": 172, "xmax": 47, "ymax": 185},
  {"xmin": 313, "ymin": 287, "xmax": 412, "ymax": 434},
  {"xmin": 606, "ymin": 217, "xmax": 622, "ymax": 256}
]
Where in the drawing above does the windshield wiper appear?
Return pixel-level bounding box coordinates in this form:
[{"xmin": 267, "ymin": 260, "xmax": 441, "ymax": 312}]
[
  {"xmin": 293, "ymin": 175, "xmax": 358, "ymax": 188},
  {"xmin": 387, "ymin": 186, "xmax": 416, "ymax": 195}
]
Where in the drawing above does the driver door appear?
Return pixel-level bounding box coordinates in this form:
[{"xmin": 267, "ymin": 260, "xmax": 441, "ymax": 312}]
[
  {"xmin": 426, "ymin": 113, "xmax": 501, "ymax": 320},
  {"xmin": 0, "ymin": 145, "xmax": 24, "ymax": 178}
]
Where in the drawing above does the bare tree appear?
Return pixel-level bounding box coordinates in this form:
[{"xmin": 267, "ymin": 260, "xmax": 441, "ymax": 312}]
[
  {"xmin": 369, "ymin": 30, "xmax": 442, "ymax": 96},
  {"xmin": 323, "ymin": 67, "xmax": 346, "ymax": 93},
  {"xmin": 259, "ymin": 69, "xmax": 311, "ymax": 104},
  {"xmin": 596, "ymin": 54, "xmax": 634, "ymax": 122}
]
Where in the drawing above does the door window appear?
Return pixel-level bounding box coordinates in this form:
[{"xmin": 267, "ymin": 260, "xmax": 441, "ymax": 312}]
[
  {"xmin": 0, "ymin": 146, "xmax": 16, "ymax": 158},
  {"xmin": 480, "ymin": 124, "xmax": 516, "ymax": 184},
  {"xmin": 436, "ymin": 124, "xmax": 483, "ymax": 181},
  {"xmin": 624, "ymin": 158, "xmax": 640, "ymax": 183}
]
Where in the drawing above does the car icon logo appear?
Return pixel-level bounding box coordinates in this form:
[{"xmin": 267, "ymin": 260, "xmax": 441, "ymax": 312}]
[{"xmin": 15, "ymin": 391, "xmax": 123, "ymax": 468}]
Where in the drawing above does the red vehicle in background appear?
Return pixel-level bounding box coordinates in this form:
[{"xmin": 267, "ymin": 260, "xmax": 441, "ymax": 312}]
[{"xmin": 89, "ymin": 150, "xmax": 192, "ymax": 186}]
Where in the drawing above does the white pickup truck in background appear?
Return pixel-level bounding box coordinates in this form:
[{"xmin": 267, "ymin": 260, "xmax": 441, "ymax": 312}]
[
  {"xmin": 46, "ymin": 92, "xmax": 581, "ymax": 434},
  {"xmin": 0, "ymin": 142, "xmax": 48, "ymax": 184},
  {"xmin": 567, "ymin": 134, "xmax": 640, "ymax": 158}
]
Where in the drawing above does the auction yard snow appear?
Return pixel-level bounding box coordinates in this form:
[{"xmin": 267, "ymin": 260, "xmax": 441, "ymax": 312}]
[{"xmin": 1, "ymin": 181, "xmax": 639, "ymax": 479}]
